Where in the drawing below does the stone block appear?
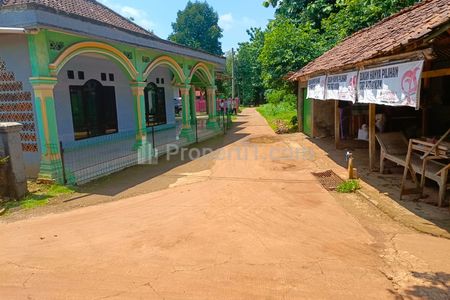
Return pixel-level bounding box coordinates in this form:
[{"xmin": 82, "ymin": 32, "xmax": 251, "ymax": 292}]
[{"xmin": 0, "ymin": 122, "xmax": 28, "ymax": 199}]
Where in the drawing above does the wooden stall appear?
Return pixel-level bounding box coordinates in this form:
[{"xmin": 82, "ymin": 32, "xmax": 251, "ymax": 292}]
[{"xmin": 290, "ymin": 0, "xmax": 450, "ymax": 207}]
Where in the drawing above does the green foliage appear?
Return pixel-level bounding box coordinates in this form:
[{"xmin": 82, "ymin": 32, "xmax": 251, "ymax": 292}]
[
  {"xmin": 265, "ymin": 88, "xmax": 296, "ymax": 105},
  {"xmin": 259, "ymin": 19, "xmax": 326, "ymax": 89},
  {"xmin": 256, "ymin": 102, "xmax": 297, "ymax": 133},
  {"xmin": 263, "ymin": 0, "xmax": 337, "ymax": 28},
  {"xmin": 169, "ymin": 1, "xmax": 223, "ymax": 55},
  {"xmin": 321, "ymin": 0, "xmax": 421, "ymax": 46},
  {"xmin": 231, "ymin": 0, "xmax": 421, "ymax": 111},
  {"xmin": 336, "ymin": 179, "xmax": 361, "ymax": 193},
  {"xmin": 291, "ymin": 115, "xmax": 298, "ymax": 127},
  {"xmin": 217, "ymin": 50, "xmax": 233, "ymax": 98},
  {"xmin": 232, "ymin": 28, "xmax": 265, "ymax": 105}
]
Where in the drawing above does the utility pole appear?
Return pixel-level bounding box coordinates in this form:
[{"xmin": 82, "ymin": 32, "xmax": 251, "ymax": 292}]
[{"xmin": 231, "ymin": 48, "xmax": 235, "ymax": 99}]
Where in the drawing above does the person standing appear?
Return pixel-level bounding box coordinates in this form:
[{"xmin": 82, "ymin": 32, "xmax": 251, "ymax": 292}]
[
  {"xmin": 231, "ymin": 98, "xmax": 237, "ymax": 115},
  {"xmin": 226, "ymin": 98, "xmax": 232, "ymax": 114},
  {"xmin": 219, "ymin": 99, "xmax": 225, "ymax": 115}
]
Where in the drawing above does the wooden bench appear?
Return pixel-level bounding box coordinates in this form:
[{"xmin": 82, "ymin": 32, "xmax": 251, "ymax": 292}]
[
  {"xmin": 376, "ymin": 132, "xmax": 409, "ymax": 173},
  {"xmin": 400, "ymin": 138, "xmax": 450, "ymax": 207},
  {"xmin": 377, "ymin": 132, "xmax": 450, "ymax": 207}
]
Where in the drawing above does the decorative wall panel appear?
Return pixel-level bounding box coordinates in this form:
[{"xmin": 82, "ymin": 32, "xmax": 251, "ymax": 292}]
[{"xmin": 0, "ymin": 57, "xmax": 38, "ymax": 152}]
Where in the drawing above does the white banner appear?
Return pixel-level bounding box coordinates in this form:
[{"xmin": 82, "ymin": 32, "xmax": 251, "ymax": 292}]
[
  {"xmin": 325, "ymin": 71, "xmax": 358, "ymax": 102},
  {"xmin": 357, "ymin": 60, "xmax": 424, "ymax": 108},
  {"xmin": 307, "ymin": 76, "xmax": 326, "ymax": 100}
]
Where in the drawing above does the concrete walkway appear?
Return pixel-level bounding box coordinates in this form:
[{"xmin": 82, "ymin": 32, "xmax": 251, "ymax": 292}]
[{"xmin": 0, "ymin": 108, "xmax": 449, "ymax": 299}]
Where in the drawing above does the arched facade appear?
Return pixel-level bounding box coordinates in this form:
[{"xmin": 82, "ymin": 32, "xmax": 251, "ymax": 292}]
[
  {"xmin": 49, "ymin": 41, "xmax": 139, "ymax": 81},
  {"xmin": 143, "ymin": 56, "xmax": 186, "ymax": 84},
  {"xmin": 187, "ymin": 63, "xmax": 217, "ymax": 130},
  {"xmin": 188, "ymin": 62, "xmax": 214, "ymax": 86},
  {"xmin": 26, "ymin": 33, "xmax": 221, "ymax": 184}
]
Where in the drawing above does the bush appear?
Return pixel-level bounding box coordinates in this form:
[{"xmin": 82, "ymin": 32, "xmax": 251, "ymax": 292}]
[
  {"xmin": 336, "ymin": 180, "xmax": 361, "ymax": 193},
  {"xmin": 256, "ymin": 102, "xmax": 297, "ymax": 134},
  {"xmin": 291, "ymin": 115, "xmax": 298, "ymax": 127},
  {"xmin": 265, "ymin": 89, "xmax": 297, "ymax": 106},
  {"xmin": 265, "ymin": 89, "xmax": 284, "ymax": 104},
  {"xmin": 283, "ymin": 93, "xmax": 297, "ymax": 105},
  {"xmin": 258, "ymin": 101, "xmax": 296, "ymax": 116}
]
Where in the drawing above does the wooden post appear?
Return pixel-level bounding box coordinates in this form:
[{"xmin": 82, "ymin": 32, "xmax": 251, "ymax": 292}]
[
  {"xmin": 297, "ymin": 81, "xmax": 305, "ymax": 132},
  {"xmin": 421, "ymin": 61, "xmax": 431, "ymax": 136},
  {"xmin": 311, "ymin": 100, "xmax": 315, "ymax": 138},
  {"xmin": 369, "ymin": 104, "xmax": 376, "ymax": 171},
  {"xmin": 334, "ymin": 100, "xmax": 340, "ymax": 149}
]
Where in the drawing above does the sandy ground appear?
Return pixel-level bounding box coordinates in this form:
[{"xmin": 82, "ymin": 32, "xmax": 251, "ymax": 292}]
[{"xmin": 0, "ymin": 108, "xmax": 449, "ymax": 299}]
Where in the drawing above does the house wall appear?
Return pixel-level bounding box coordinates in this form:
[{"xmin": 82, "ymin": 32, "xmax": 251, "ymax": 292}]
[
  {"xmin": 54, "ymin": 54, "xmax": 136, "ymax": 146},
  {"xmin": 0, "ymin": 27, "xmax": 221, "ymax": 184},
  {"xmin": 0, "ymin": 34, "xmax": 40, "ymax": 177},
  {"xmin": 145, "ymin": 66, "xmax": 177, "ymax": 127},
  {"xmin": 54, "ymin": 57, "xmax": 179, "ymax": 148}
]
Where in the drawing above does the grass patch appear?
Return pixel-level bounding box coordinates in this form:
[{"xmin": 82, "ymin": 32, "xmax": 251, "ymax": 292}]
[
  {"xmin": 2, "ymin": 183, "xmax": 75, "ymax": 211},
  {"xmin": 336, "ymin": 180, "xmax": 361, "ymax": 193},
  {"xmin": 256, "ymin": 103, "xmax": 297, "ymax": 134}
]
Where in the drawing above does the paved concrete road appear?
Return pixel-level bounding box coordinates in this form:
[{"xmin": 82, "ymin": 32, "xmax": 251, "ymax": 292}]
[{"xmin": 1, "ymin": 108, "xmax": 449, "ymax": 299}]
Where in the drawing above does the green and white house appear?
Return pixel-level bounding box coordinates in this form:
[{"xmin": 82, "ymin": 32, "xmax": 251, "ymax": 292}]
[{"xmin": 0, "ymin": 0, "xmax": 225, "ymax": 184}]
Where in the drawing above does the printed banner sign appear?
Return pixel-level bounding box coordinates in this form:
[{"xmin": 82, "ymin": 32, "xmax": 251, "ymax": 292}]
[
  {"xmin": 307, "ymin": 75, "xmax": 326, "ymax": 100},
  {"xmin": 357, "ymin": 60, "xmax": 424, "ymax": 108},
  {"xmin": 325, "ymin": 71, "xmax": 358, "ymax": 102}
]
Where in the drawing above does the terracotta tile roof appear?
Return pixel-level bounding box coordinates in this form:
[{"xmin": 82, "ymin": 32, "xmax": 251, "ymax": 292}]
[
  {"xmin": 0, "ymin": 0, "xmax": 153, "ymax": 36},
  {"xmin": 291, "ymin": 0, "xmax": 450, "ymax": 80}
]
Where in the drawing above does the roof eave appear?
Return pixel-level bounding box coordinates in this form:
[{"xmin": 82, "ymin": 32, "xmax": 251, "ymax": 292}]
[
  {"xmin": 292, "ymin": 47, "xmax": 434, "ymax": 82},
  {"xmin": 0, "ymin": 4, "xmax": 226, "ymax": 65}
]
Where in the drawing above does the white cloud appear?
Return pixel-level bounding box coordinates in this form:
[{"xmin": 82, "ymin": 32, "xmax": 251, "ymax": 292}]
[
  {"xmin": 219, "ymin": 14, "xmax": 258, "ymax": 32},
  {"xmin": 219, "ymin": 13, "xmax": 234, "ymax": 31},
  {"xmin": 98, "ymin": 0, "xmax": 156, "ymax": 32}
]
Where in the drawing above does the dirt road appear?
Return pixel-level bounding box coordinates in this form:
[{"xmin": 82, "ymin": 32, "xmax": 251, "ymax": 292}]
[{"xmin": 1, "ymin": 108, "xmax": 449, "ymax": 299}]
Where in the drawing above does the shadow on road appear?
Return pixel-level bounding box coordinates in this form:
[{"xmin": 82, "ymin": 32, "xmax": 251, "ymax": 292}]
[
  {"xmin": 307, "ymin": 136, "xmax": 450, "ymax": 234},
  {"xmin": 74, "ymin": 120, "xmax": 250, "ymax": 198},
  {"xmin": 401, "ymin": 271, "xmax": 450, "ymax": 299}
]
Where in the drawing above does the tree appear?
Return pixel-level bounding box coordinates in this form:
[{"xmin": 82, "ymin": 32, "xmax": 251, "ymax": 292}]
[
  {"xmin": 263, "ymin": 0, "xmax": 337, "ymax": 27},
  {"xmin": 321, "ymin": 0, "xmax": 421, "ymax": 45},
  {"xmin": 259, "ymin": 18, "xmax": 326, "ymax": 89},
  {"xmin": 216, "ymin": 50, "xmax": 233, "ymax": 98},
  {"xmin": 169, "ymin": 1, "xmax": 223, "ymax": 56},
  {"xmin": 235, "ymin": 28, "xmax": 265, "ymax": 105},
  {"xmin": 258, "ymin": 0, "xmax": 421, "ymax": 87}
]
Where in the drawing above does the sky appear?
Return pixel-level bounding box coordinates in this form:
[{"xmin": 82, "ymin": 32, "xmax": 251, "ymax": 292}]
[{"xmin": 99, "ymin": 0, "xmax": 276, "ymax": 53}]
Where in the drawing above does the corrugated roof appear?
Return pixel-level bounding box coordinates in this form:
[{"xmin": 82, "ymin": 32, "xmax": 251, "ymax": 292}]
[
  {"xmin": 0, "ymin": 0, "xmax": 153, "ymax": 36},
  {"xmin": 291, "ymin": 0, "xmax": 450, "ymax": 80}
]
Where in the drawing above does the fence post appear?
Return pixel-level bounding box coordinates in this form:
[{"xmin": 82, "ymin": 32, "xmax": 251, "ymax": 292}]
[
  {"xmin": 223, "ymin": 111, "xmax": 226, "ymax": 134},
  {"xmin": 195, "ymin": 116, "xmax": 199, "ymax": 144},
  {"xmin": 152, "ymin": 125, "xmax": 156, "ymax": 155},
  {"xmin": 59, "ymin": 141, "xmax": 67, "ymax": 185}
]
